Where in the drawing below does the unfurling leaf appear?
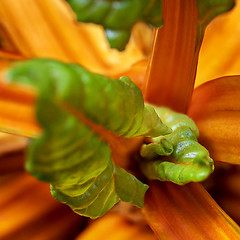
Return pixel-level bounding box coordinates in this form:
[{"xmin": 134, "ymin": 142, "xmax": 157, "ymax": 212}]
[
  {"xmin": 140, "ymin": 107, "xmax": 214, "ymax": 185},
  {"xmin": 6, "ymin": 59, "xmax": 171, "ymax": 219},
  {"xmin": 66, "ymin": 0, "xmax": 163, "ymax": 50}
]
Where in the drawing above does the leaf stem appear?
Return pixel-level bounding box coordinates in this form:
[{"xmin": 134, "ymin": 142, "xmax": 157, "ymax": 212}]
[{"xmin": 143, "ymin": 0, "xmax": 202, "ymax": 113}]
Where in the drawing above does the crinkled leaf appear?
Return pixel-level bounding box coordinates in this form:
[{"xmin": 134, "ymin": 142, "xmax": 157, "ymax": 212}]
[
  {"xmin": 113, "ymin": 164, "xmax": 147, "ymax": 208},
  {"xmin": 66, "ymin": 0, "xmax": 163, "ymax": 50},
  {"xmin": 6, "ymin": 59, "xmax": 171, "ymax": 218},
  {"xmin": 140, "ymin": 107, "xmax": 214, "ymax": 185}
]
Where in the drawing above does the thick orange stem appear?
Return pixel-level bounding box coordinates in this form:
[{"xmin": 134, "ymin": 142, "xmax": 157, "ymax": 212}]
[
  {"xmin": 0, "ymin": 73, "xmax": 40, "ymax": 137},
  {"xmin": 143, "ymin": 182, "xmax": 240, "ymax": 240},
  {"xmin": 143, "ymin": 0, "xmax": 201, "ymax": 113},
  {"xmin": 142, "ymin": 1, "xmax": 240, "ymax": 239},
  {"xmin": 0, "ymin": 173, "xmax": 84, "ymax": 239},
  {"xmin": 188, "ymin": 76, "xmax": 240, "ymax": 165}
]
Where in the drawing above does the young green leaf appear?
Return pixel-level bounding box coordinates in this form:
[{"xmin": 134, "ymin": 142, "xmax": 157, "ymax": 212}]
[
  {"xmin": 6, "ymin": 59, "xmax": 170, "ymax": 219},
  {"xmin": 140, "ymin": 107, "xmax": 214, "ymax": 185},
  {"xmin": 65, "ymin": 0, "xmax": 163, "ymax": 50}
]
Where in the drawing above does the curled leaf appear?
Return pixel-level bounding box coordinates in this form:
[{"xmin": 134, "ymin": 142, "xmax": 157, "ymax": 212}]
[
  {"xmin": 6, "ymin": 59, "xmax": 171, "ymax": 218},
  {"xmin": 140, "ymin": 107, "xmax": 214, "ymax": 185}
]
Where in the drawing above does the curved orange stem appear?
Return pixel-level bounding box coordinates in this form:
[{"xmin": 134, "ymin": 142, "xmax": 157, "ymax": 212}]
[
  {"xmin": 143, "ymin": 181, "xmax": 240, "ymax": 240},
  {"xmin": 143, "ymin": 0, "xmax": 201, "ymax": 113}
]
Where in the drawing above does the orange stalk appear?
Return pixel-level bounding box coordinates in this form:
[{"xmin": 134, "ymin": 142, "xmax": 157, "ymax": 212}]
[
  {"xmin": 0, "ymin": 0, "xmax": 151, "ymax": 76},
  {"xmin": 208, "ymin": 164, "xmax": 240, "ymax": 225},
  {"xmin": 0, "ymin": 73, "xmax": 40, "ymax": 137},
  {"xmin": 0, "ymin": 132, "xmax": 27, "ymax": 174},
  {"xmin": 76, "ymin": 213, "xmax": 157, "ymax": 240},
  {"xmin": 143, "ymin": 181, "xmax": 240, "ymax": 240},
  {"xmin": 188, "ymin": 76, "xmax": 240, "ymax": 165},
  {"xmin": 143, "ymin": 0, "xmax": 201, "ymax": 112},
  {"xmin": 0, "ymin": 132, "xmax": 26, "ymax": 154},
  {"xmin": 142, "ymin": 1, "xmax": 240, "ymax": 238},
  {"xmin": 196, "ymin": 1, "xmax": 240, "ymax": 87},
  {"xmin": 0, "ymin": 173, "xmax": 84, "ymax": 240},
  {"xmin": 0, "ymin": 150, "xmax": 25, "ymax": 175},
  {"xmin": 0, "ymin": 50, "xmax": 24, "ymax": 60},
  {"xmin": 0, "ymin": 2, "xmax": 239, "ymax": 239}
]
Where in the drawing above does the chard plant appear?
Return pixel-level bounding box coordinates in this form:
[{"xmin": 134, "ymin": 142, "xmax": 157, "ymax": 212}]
[{"xmin": 0, "ymin": 0, "xmax": 240, "ymax": 239}]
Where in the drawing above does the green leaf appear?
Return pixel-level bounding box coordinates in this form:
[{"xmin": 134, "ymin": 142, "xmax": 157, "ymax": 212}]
[
  {"xmin": 113, "ymin": 164, "xmax": 148, "ymax": 208},
  {"xmin": 140, "ymin": 107, "xmax": 214, "ymax": 185},
  {"xmin": 65, "ymin": 0, "xmax": 163, "ymax": 50},
  {"xmin": 105, "ymin": 29, "xmax": 131, "ymax": 51},
  {"xmin": 6, "ymin": 59, "xmax": 171, "ymax": 218}
]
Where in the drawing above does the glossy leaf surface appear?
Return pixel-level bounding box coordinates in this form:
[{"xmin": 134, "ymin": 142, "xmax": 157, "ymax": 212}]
[
  {"xmin": 140, "ymin": 107, "xmax": 214, "ymax": 185},
  {"xmin": 6, "ymin": 59, "xmax": 172, "ymax": 218},
  {"xmin": 66, "ymin": 0, "xmax": 162, "ymax": 50}
]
